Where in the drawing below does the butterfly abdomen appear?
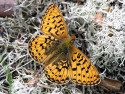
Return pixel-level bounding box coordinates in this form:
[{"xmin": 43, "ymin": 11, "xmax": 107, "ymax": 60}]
[{"xmin": 43, "ymin": 36, "xmax": 75, "ymax": 67}]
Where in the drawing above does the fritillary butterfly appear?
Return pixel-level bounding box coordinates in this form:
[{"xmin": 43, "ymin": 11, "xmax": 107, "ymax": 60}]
[{"xmin": 28, "ymin": 4, "xmax": 101, "ymax": 85}]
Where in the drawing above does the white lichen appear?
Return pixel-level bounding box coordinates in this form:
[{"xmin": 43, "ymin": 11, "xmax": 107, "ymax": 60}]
[{"xmin": 12, "ymin": 78, "xmax": 34, "ymax": 94}]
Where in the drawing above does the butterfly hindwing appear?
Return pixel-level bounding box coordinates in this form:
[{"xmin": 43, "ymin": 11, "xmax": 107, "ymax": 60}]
[
  {"xmin": 41, "ymin": 4, "xmax": 68, "ymax": 40},
  {"xmin": 45, "ymin": 57, "xmax": 70, "ymax": 84},
  {"xmin": 69, "ymin": 44, "xmax": 100, "ymax": 85}
]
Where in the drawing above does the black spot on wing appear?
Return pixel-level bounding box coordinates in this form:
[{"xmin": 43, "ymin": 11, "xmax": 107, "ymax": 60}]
[
  {"xmin": 72, "ymin": 68, "xmax": 77, "ymax": 71},
  {"xmin": 58, "ymin": 19, "xmax": 62, "ymax": 23},
  {"xmin": 71, "ymin": 57, "xmax": 76, "ymax": 62},
  {"xmin": 83, "ymin": 59, "xmax": 87, "ymax": 64},
  {"xmin": 48, "ymin": 27, "xmax": 52, "ymax": 32},
  {"xmin": 55, "ymin": 30, "xmax": 59, "ymax": 35},
  {"xmin": 56, "ymin": 15, "xmax": 60, "ymax": 18}
]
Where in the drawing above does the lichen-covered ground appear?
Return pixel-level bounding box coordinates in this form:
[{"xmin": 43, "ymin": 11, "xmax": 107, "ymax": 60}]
[{"xmin": 0, "ymin": 0, "xmax": 125, "ymax": 94}]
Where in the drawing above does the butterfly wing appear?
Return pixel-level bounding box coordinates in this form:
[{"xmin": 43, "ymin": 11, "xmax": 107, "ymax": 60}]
[
  {"xmin": 28, "ymin": 35, "xmax": 59, "ymax": 64},
  {"xmin": 45, "ymin": 56, "xmax": 70, "ymax": 84},
  {"xmin": 41, "ymin": 4, "xmax": 68, "ymax": 40},
  {"xmin": 69, "ymin": 44, "xmax": 100, "ymax": 86}
]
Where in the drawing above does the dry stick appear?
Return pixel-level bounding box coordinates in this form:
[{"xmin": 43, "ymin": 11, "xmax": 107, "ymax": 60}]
[{"xmin": 37, "ymin": 83, "xmax": 56, "ymax": 90}]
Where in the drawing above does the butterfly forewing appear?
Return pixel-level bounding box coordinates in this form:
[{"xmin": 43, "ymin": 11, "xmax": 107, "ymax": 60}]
[
  {"xmin": 41, "ymin": 4, "xmax": 68, "ymax": 40},
  {"xmin": 28, "ymin": 35, "xmax": 59, "ymax": 64}
]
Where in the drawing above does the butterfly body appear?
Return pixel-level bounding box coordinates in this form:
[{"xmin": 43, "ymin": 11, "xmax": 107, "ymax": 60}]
[
  {"xmin": 28, "ymin": 4, "xmax": 101, "ymax": 85},
  {"xmin": 43, "ymin": 35, "xmax": 74, "ymax": 67}
]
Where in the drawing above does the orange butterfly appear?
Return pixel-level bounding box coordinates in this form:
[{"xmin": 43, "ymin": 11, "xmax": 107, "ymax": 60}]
[{"xmin": 28, "ymin": 4, "xmax": 100, "ymax": 85}]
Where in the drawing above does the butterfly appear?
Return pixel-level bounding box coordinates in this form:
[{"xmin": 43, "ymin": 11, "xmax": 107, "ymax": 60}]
[{"xmin": 28, "ymin": 4, "xmax": 100, "ymax": 86}]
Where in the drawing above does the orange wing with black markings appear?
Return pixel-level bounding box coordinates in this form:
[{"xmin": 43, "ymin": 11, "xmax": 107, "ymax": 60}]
[
  {"xmin": 45, "ymin": 57, "xmax": 70, "ymax": 84},
  {"xmin": 41, "ymin": 4, "xmax": 68, "ymax": 40},
  {"xmin": 69, "ymin": 44, "xmax": 100, "ymax": 85},
  {"xmin": 28, "ymin": 35, "xmax": 58, "ymax": 64}
]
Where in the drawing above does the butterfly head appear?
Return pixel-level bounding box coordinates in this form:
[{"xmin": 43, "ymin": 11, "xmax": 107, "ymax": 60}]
[{"xmin": 66, "ymin": 34, "xmax": 76, "ymax": 44}]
